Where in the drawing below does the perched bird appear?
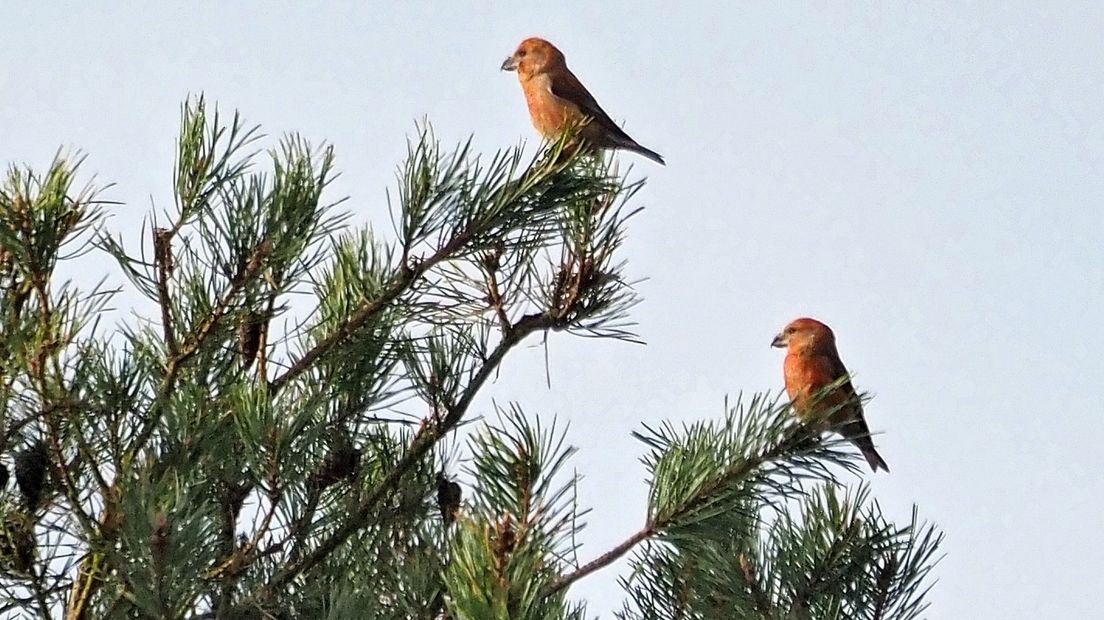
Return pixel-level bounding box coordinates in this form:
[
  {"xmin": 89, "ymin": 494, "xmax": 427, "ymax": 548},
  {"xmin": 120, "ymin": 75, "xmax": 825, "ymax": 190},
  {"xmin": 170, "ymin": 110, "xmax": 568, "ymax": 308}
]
[
  {"xmin": 771, "ymin": 318, "xmax": 889, "ymax": 473},
  {"xmin": 501, "ymin": 37, "xmax": 665, "ymax": 165}
]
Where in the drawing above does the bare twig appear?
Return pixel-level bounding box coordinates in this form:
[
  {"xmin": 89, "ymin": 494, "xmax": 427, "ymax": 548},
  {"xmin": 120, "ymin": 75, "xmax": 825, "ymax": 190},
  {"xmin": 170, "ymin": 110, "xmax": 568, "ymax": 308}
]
[
  {"xmin": 152, "ymin": 227, "xmax": 177, "ymax": 355},
  {"xmin": 544, "ymin": 525, "xmax": 654, "ymax": 596}
]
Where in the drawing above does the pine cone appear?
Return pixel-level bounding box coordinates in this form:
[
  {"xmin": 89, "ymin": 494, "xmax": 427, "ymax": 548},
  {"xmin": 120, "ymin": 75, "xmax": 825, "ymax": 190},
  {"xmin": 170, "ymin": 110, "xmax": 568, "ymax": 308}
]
[
  {"xmin": 238, "ymin": 310, "xmax": 265, "ymax": 370},
  {"xmin": 308, "ymin": 436, "xmax": 361, "ymax": 493},
  {"xmin": 436, "ymin": 473, "xmax": 461, "ymax": 526},
  {"xmin": 14, "ymin": 441, "xmax": 48, "ymax": 510}
]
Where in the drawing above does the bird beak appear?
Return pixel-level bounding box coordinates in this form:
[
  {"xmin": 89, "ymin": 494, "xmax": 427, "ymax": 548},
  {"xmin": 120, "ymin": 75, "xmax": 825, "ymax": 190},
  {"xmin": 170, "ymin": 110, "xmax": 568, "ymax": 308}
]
[
  {"xmin": 501, "ymin": 55, "xmax": 518, "ymax": 71},
  {"xmin": 771, "ymin": 333, "xmax": 786, "ymax": 348}
]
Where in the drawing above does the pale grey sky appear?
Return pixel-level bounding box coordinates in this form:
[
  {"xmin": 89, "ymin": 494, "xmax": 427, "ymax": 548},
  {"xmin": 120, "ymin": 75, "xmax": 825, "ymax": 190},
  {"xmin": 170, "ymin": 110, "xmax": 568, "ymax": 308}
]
[{"xmin": 4, "ymin": 3, "xmax": 1102, "ymax": 617}]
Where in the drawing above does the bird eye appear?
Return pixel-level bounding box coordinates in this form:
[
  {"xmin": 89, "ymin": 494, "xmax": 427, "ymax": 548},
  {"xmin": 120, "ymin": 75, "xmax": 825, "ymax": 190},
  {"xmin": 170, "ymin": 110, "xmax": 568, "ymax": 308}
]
[
  {"xmin": 785, "ymin": 327, "xmax": 795, "ymax": 335},
  {"xmin": 518, "ymin": 50, "xmax": 527, "ymax": 57}
]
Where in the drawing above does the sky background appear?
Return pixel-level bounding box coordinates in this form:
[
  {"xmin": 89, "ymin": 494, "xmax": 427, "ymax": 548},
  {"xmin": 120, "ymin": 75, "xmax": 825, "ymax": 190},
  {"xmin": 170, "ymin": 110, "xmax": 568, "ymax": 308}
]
[{"xmin": 4, "ymin": 3, "xmax": 1103, "ymax": 617}]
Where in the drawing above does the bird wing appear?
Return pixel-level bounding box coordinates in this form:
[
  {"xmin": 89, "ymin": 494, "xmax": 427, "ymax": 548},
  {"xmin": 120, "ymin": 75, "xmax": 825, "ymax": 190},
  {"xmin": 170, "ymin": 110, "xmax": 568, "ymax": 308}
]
[
  {"xmin": 804, "ymin": 353, "xmax": 888, "ymax": 472},
  {"xmin": 819, "ymin": 353, "xmax": 864, "ymax": 416},
  {"xmin": 548, "ymin": 68, "xmax": 636, "ymax": 144},
  {"xmin": 785, "ymin": 354, "xmax": 860, "ymax": 413}
]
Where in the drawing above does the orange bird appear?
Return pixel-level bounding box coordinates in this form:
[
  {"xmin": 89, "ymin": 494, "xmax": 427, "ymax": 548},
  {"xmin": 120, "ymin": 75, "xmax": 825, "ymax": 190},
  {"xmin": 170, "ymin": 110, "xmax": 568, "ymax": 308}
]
[
  {"xmin": 501, "ymin": 37, "xmax": 665, "ymax": 165},
  {"xmin": 771, "ymin": 317, "xmax": 889, "ymax": 473}
]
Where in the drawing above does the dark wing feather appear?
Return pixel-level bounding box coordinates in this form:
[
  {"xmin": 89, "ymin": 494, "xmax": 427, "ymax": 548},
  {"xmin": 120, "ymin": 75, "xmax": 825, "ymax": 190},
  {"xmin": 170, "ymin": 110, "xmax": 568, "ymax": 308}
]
[
  {"xmin": 816, "ymin": 353, "xmax": 863, "ymax": 422},
  {"xmin": 820, "ymin": 353, "xmax": 889, "ymax": 472},
  {"xmin": 549, "ymin": 69, "xmax": 637, "ymax": 144}
]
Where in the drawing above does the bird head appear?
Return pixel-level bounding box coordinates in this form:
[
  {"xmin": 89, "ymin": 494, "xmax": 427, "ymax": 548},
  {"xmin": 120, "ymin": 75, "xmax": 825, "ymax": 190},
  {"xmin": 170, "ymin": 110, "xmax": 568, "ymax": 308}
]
[
  {"xmin": 771, "ymin": 317, "xmax": 836, "ymax": 354},
  {"xmin": 501, "ymin": 37, "xmax": 565, "ymax": 79}
]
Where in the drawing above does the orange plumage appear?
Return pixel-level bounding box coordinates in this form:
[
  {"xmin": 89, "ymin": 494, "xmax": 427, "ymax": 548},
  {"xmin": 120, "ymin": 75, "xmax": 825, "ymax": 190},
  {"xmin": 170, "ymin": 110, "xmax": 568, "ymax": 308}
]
[
  {"xmin": 771, "ymin": 317, "xmax": 889, "ymax": 473},
  {"xmin": 501, "ymin": 37, "xmax": 665, "ymax": 165}
]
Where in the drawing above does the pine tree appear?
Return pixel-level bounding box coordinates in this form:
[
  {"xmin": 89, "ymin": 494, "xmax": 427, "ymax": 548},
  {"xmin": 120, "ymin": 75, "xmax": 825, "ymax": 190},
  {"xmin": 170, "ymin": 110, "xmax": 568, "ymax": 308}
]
[{"xmin": 0, "ymin": 98, "xmax": 941, "ymax": 619}]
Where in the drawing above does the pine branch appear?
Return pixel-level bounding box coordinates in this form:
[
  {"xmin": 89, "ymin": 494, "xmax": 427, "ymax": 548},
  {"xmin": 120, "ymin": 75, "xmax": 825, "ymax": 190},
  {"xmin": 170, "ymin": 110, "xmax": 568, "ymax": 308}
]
[
  {"xmin": 257, "ymin": 310, "xmax": 557, "ymax": 599},
  {"xmin": 268, "ymin": 238, "xmax": 440, "ymax": 395},
  {"xmin": 122, "ymin": 237, "xmax": 270, "ymax": 471},
  {"xmin": 555, "ymin": 396, "xmax": 852, "ymax": 603},
  {"xmin": 545, "ymin": 526, "xmax": 653, "ymax": 596},
  {"xmin": 785, "ymin": 518, "xmax": 863, "ymax": 616},
  {"xmin": 0, "ymin": 99, "xmax": 943, "ymax": 619}
]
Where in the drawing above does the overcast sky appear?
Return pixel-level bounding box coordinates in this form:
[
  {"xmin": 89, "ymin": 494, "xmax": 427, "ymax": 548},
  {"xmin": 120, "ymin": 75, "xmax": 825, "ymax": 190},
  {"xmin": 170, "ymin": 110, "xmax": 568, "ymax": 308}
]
[{"xmin": 4, "ymin": 3, "xmax": 1102, "ymax": 617}]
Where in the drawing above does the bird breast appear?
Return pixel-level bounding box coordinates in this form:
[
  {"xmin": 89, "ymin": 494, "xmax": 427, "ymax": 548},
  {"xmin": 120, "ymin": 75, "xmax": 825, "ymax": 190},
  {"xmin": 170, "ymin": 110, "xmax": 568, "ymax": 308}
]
[
  {"xmin": 521, "ymin": 74, "xmax": 584, "ymax": 138},
  {"xmin": 784, "ymin": 354, "xmax": 844, "ymax": 413}
]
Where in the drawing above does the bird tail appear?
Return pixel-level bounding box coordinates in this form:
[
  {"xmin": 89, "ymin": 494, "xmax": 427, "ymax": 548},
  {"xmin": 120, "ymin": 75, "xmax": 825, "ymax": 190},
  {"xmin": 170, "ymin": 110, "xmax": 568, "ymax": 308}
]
[
  {"xmin": 626, "ymin": 143, "xmax": 665, "ymax": 165},
  {"xmin": 838, "ymin": 411, "xmax": 889, "ymax": 473},
  {"xmin": 856, "ymin": 438, "xmax": 890, "ymax": 473}
]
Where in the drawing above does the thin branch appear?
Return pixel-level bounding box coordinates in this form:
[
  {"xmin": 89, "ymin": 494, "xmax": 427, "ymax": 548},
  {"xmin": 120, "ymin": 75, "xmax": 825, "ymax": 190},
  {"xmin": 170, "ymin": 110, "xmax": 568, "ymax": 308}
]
[
  {"xmin": 268, "ymin": 281, "xmax": 400, "ymax": 394},
  {"xmin": 121, "ymin": 239, "xmax": 270, "ymax": 472},
  {"xmin": 544, "ymin": 525, "xmax": 654, "ymax": 596},
  {"xmin": 64, "ymin": 552, "xmax": 105, "ymax": 620},
  {"xmin": 546, "ymin": 413, "xmax": 836, "ymax": 600},
  {"xmin": 256, "ymin": 288, "xmax": 277, "ymax": 380},
  {"xmin": 257, "ymin": 311, "xmax": 556, "ymax": 599},
  {"xmin": 268, "ymin": 223, "xmax": 476, "ymax": 395},
  {"xmin": 22, "ymin": 281, "xmax": 100, "ymax": 536},
  {"xmin": 480, "ymin": 247, "xmax": 512, "ymax": 336},
  {"xmin": 29, "ymin": 568, "xmax": 53, "ymax": 620},
  {"xmin": 152, "ymin": 227, "xmax": 177, "ymax": 355},
  {"xmin": 70, "ymin": 239, "xmax": 272, "ymax": 619}
]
